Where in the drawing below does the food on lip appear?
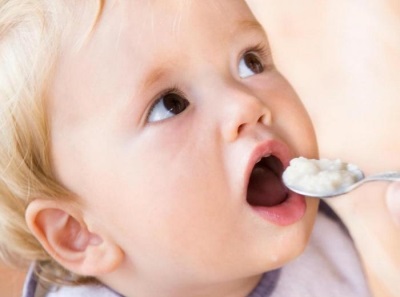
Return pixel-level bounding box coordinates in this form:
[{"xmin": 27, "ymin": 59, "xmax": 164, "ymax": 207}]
[{"xmin": 282, "ymin": 157, "xmax": 363, "ymax": 196}]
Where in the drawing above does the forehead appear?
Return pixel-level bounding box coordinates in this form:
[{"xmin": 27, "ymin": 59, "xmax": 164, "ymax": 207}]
[
  {"xmin": 55, "ymin": 0, "xmax": 260, "ymax": 76},
  {"xmin": 70, "ymin": 0, "xmax": 257, "ymax": 55},
  {"xmin": 49, "ymin": 0, "xmax": 262, "ymax": 127}
]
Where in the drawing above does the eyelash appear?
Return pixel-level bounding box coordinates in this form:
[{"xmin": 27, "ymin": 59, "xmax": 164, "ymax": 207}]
[
  {"xmin": 155, "ymin": 86, "xmax": 183, "ymax": 101},
  {"xmin": 145, "ymin": 44, "xmax": 270, "ymax": 123},
  {"xmin": 146, "ymin": 86, "xmax": 187, "ymax": 121},
  {"xmin": 242, "ymin": 43, "xmax": 271, "ymax": 66}
]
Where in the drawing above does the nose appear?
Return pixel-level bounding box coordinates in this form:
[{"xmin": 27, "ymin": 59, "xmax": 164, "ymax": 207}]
[{"xmin": 221, "ymin": 88, "xmax": 272, "ymax": 142}]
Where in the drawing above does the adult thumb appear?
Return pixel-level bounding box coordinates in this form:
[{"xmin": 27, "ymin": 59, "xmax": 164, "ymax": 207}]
[{"xmin": 386, "ymin": 182, "xmax": 400, "ymax": 226}]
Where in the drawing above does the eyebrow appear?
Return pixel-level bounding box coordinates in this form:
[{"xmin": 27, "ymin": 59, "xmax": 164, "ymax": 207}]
[
  {"xmin": 140, "ymin": 66, "xmax": 169, "ymax": 92},
  {"xmin": 139, "ymin": 20, "xmax": 265, "ymax": 91},
  {"xmin": 232, "ymin": 19, "xmax": 266, "ymax": 38}
]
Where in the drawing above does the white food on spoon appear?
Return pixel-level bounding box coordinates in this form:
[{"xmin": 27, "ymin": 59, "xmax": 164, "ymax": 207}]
[{"xmin": 282, "ymin": 157, "xmax": 363, "ymax": 196}]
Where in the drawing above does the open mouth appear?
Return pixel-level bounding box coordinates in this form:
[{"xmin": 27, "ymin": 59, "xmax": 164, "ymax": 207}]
[{"xmin": 246, "ymin": 155, "xmax": 289, "ymax": 207}]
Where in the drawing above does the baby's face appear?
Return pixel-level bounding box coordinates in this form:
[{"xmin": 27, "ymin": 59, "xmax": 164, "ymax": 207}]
[{"xmin": 49, "ymin": 0, "xmax": 318, "ymax": 289}]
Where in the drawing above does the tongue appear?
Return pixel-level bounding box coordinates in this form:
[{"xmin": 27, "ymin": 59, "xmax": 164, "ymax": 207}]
[{"xmin": 247, "ymin": 165, "xmax": 288, "ymax": 207}]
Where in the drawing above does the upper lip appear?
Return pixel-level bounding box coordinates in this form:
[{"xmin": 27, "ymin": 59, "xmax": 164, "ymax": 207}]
[{"xmin": 244, "ymin": 138, "xmax": 293, "ymax": 196}]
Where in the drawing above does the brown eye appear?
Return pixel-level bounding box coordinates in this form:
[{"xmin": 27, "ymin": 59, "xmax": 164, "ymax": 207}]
[
  {"xmin": 148, "ymin": 92, "xmax": 189, "ymax": 123},
  {"xmin": 239, "ymin": 52, "xmax": 264, "ymax": 78}
]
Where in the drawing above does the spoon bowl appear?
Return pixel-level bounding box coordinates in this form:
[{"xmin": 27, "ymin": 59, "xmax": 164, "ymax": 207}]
[{"xmin": 286, "ymin": 171, "xmax": 400, "ymax": 198}]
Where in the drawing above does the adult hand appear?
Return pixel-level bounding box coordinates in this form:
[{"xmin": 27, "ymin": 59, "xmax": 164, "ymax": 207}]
[{"xmin": 386, "ymin": 182, "xmax": 400, "ymax": 226}]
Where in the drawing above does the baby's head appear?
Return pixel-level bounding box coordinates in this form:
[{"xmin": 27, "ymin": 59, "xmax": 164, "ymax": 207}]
[{"xmin": 0, "ymin": 0, "xmax": 319, "ymax": 295}]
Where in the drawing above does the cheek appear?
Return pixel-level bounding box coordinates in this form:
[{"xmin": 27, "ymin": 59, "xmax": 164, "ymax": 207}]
[
  {"xmin": 102, "ymin": 164, "xmax": 242, "ymax": 277},
  {"xmin": 98, "ymin": 141, "xmax": 231, "ymax": 249},
  {"xmin": 281, "ymin": 104, "xmax": 317, "ymax": 159},
  {"xmin": 259, "ymin": 76, "xmax": 318, "ymax": 158}
]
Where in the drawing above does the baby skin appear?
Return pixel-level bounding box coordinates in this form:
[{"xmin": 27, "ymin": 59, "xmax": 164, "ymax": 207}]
[{"xmin": 23, "ymin": 1, "xmax": 319, "ymax": 297}]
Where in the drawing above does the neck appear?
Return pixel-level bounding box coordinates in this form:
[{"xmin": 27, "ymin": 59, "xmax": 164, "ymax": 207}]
[{"xmin": 101, "ymin": 272, "xmax": 263, "ymax": 297}]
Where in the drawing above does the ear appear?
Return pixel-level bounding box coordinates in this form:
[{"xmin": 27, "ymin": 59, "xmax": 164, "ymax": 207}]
[{"xmin": 25, "ymin": 199, "xmax": 124, "ymax": 276}]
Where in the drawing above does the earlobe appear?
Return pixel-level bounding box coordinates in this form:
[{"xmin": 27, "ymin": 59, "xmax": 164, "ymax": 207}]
[{"xmin": 25, "ymin": 199, "xmax": 124, "ymax": 276}]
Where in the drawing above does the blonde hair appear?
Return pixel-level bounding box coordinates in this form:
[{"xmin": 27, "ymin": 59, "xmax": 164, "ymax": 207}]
[{"xmin": 0, "ymin": 0, "xmax": 103, "ymax": 285}]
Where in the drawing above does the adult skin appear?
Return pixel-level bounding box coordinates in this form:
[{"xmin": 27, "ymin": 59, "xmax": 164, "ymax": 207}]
[
  {"xmin": 387, "ymin": 182, "xmax": 400, "ymax": 227},
  {"xmin": 246, "ymin": 1, "xmax": 400, "ymax": 296}
]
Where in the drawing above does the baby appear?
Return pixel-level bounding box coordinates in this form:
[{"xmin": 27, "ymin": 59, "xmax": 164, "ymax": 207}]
[{"xmin": 0, "ymin": 1, "xmax": 370, "ymax": 296}]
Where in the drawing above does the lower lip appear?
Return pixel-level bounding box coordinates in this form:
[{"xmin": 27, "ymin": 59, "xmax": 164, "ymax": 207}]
[{"xmin": 250, "ymin": 192, "xmax": 307, "ymax": 226}]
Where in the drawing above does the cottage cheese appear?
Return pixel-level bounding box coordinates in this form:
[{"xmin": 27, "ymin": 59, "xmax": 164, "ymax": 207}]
[{"xmin": 282, "ymin": 157, "xmax": 363, "ymax": 196}]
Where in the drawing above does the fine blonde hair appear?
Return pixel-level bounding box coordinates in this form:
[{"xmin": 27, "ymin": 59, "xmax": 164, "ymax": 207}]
[{"xmin": 0, "ymin": 0, "xmax": 103, "ymax": 285}]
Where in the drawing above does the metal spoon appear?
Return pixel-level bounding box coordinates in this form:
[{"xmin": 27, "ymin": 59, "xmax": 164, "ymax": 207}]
[{"xmin": 284, "ymin": 171, "xmax": 400, "ymax": 199}]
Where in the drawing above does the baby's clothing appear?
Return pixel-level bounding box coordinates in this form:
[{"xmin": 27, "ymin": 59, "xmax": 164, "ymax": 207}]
[{"xmin": 23, "ymin": 203, "xmax": 371, "ymax": 297}]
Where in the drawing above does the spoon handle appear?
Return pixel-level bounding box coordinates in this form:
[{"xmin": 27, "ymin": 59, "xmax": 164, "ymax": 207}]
[{"xmin": 364, "ymin": 171, "xmax": 400, "ymax": 182}]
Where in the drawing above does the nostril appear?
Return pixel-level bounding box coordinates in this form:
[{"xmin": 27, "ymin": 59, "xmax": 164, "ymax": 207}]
[
  {"xmin": 236, "ymin": 113, "xmax": 270, "ymax": 137},
  {"xmin": 237, "ymin": 123, "xmax": 245, "ymax": 135},
  {"xmin": 258, "ymin": 111, "xmax": 272, "ymax": 126},
  {"xmin": 223, "ymin": 99, "xmax": 272, "ymax": 142}
]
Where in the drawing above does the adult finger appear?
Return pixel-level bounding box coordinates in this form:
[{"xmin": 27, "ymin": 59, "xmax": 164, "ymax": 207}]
[{"xmin": 386, "ymin": 182, "xmax": 400, "ymax": 226}]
